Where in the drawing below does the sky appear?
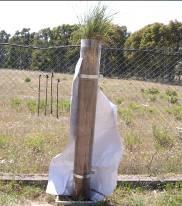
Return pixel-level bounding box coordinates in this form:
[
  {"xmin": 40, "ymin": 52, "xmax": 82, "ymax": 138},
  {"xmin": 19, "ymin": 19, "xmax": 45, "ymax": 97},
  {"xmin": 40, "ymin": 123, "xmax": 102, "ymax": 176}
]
[{"xmin": 0, "ymin": 1, "xmax": 182, "ymax": 35}]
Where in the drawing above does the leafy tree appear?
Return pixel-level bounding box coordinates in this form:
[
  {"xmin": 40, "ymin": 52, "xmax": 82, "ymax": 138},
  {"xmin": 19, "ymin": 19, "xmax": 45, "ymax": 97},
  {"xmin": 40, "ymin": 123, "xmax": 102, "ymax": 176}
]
[
  {"xmin": 124, "ymin": 21, "xmax": 182, "ymax": 81},
  {"xmin": 31, "ymin": 25, "xmax": 78, "ymax": 71},
  {"xmin": 6, "ymin": 28, "xmax": 34, "ymax": 69},
  {"xmin": 0, "ymin": 30, "xmax": 10, "ymax": 67}
]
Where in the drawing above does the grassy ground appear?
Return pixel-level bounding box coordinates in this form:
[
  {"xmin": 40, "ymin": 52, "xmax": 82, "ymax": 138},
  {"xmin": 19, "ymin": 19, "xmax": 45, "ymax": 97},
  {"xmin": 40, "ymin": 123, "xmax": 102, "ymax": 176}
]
[
  {"xmin": 0, "ymin": 181, "xmax": 182, "ymax": 206},
  {"xmin": 0, "ymin": 69, "xmax": 182, "ymax": 175}
]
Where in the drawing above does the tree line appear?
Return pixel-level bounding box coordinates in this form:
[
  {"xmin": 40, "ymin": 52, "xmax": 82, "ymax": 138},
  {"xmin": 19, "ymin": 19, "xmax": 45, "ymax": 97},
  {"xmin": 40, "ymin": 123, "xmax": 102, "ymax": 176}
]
[{"xmin": 0, "ymin": 20, "xmax": 182, "ymax": 81}]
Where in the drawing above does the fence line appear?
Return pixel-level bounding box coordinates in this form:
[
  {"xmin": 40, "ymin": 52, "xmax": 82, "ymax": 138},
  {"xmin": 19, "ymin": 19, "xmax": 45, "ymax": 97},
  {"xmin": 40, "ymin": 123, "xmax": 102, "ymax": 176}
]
[{"xmin": 0, "ymin": 43, "xmax": 182, "ymax": 176}]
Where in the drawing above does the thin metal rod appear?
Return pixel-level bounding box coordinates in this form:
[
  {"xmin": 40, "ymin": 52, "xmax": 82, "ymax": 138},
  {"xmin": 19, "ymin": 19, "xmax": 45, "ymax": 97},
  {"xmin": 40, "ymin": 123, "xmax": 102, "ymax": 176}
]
[
  {"xmin": 56, "ymin": 79, "xmax": 60, "ymax": 119},
  {"xmin": 45, "ymin": 75, "xmax": 49, "ymax": 116},
  {"xmin": 50, "ymin": 72, "xmax": 54, "ymax": 114},
  {"xmin": 38, "ymin": 74, "xmax": 41, "ymax": 116}
]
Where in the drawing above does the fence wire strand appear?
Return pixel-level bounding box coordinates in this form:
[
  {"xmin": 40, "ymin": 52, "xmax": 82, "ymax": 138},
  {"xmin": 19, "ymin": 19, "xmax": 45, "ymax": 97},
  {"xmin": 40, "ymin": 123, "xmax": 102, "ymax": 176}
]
[{"xmin": 0, "ymin": 43, "xmax": 182, "ymax": 177}]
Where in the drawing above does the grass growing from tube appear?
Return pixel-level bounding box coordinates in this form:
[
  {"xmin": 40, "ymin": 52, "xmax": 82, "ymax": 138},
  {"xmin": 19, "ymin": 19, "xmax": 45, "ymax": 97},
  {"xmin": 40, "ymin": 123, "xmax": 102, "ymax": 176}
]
[{"xmin": 72, "ymin": 3, "xmax": 116, "ymax": 43}]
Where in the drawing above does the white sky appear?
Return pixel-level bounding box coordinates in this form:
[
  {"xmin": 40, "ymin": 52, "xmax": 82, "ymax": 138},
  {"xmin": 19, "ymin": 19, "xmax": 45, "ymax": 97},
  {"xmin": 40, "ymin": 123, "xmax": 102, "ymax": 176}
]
[{"xmin": 0, "ymin": 1, "xmax": 182, "ymax": 35}]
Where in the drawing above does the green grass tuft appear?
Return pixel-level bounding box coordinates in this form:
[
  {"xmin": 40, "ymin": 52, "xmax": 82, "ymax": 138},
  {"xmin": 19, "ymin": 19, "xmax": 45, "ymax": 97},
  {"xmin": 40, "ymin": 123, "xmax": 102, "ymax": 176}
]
[
  {"xmin": 25, "ymin": 135, "xmax": 44, "ymax": 153},
  {"xmin": 124, "ymin": 131, "xmax": 141, "ymax": 151},
  {"xmin": 118, "ymin": 108, "xmax": 133, "ymax": 125},
  {"xmin": 165, "ymin": 89, "xmax": 178, "ymax": 97},
  {"xmin": 58, "ymin": 100, "xmax": 70, "ymax": 113},
  {"xmin": 152, "ymin": 126, "xmax": 173, "ymax": 149},
  {"xmin": 167, "ymin": 105, "xmax": 182, "ymax": 120},
  {"xmin": 0, "ymin": 135, "xmax": 11, "ymax": 149},
  {"xmin": 72, "ymin": 3, "xmax": 116, "ymax": 43},
  {"xmin": 26, "ymin": 99, "xmax": 37, "ymax": 113},
  {"xmin": 10, "ymin": 98, "xmax": 22, "ymax": 111}
]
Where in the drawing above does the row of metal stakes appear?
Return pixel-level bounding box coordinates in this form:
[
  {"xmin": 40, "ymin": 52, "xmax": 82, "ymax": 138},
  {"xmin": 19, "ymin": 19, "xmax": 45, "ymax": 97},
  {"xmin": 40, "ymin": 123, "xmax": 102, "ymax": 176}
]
[{"xmin": 38, "ymin": 73, "xmax": 60, "ymax": 118}]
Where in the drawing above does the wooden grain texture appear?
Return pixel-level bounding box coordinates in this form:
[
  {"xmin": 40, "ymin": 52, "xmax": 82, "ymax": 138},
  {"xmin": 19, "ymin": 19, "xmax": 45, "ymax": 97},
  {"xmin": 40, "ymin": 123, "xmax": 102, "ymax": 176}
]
[
  {"xmin": 73, "ymin": 39, "xmax": 101, "ymax": 200},
  {"xmin": 1, "ymin": 173, "xmax": 182, "ymax": 185}
]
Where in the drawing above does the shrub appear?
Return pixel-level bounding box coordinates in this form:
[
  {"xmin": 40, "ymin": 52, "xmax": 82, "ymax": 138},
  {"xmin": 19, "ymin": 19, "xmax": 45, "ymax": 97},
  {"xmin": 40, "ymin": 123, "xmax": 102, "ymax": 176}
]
[
  {"xmin": 24, "ymin": 77, "xmax": 31, "ymax": 82},
  {"xmin": 147, "ymin": 88, "xmax": 160, "ymax": 95},
  {"xmin": 116, "ymin": 98, "xmax": 124, "ymax": 105},
  {"xmin": 170, "ymin": 96, "xmax": 178, "ymax": 104},
  {"xmin": 152, "ymin": 126, "xmax": 173, "ymax": 149},
  {"xmin": 165, "ymin": 89, "xmax": 178, "ymax": 97},
  {"xmin": 142, "ymin": 88, "xmax": 160, "ymax": 95},
  {"xmin": 165, "ymin": 89, "xmax": 178, "ymax": 104}
]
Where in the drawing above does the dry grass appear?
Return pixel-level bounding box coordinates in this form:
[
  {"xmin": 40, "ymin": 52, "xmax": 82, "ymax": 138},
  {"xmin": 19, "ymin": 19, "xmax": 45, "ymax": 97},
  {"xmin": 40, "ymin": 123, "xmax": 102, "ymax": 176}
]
[{"xmin": 0, "ymin": 69, "xmax": 182, "ymax": 175}]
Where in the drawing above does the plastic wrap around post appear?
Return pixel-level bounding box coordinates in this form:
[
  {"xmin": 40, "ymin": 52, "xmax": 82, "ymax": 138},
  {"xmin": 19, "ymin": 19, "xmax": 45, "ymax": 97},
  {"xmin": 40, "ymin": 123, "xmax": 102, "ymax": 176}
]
[{"xmin": 74, "ymin": 39, "xmax": 102, "ymax": 200}]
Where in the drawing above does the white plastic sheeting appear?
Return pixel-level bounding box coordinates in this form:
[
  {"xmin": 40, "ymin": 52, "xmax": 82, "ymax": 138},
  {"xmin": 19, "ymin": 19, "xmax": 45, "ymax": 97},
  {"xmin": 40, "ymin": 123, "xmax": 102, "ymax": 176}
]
[{"xmin": 46, "ymin": 57, "xmax": 123, "ymax": 201}]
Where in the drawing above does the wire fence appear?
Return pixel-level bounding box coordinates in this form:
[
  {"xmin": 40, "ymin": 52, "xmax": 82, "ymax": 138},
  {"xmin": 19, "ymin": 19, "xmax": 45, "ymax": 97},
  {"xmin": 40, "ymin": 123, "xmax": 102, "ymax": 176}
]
[{"xmin": 0, "ymin": 43, "xmax": 182, "ymax": 176}]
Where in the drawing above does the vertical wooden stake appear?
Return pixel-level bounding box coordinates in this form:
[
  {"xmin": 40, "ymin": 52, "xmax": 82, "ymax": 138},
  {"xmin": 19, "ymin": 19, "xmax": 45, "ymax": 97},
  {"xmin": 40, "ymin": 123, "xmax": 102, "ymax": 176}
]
[{"xmin": 74, "ymin": 39, "xmax": 101, "ymax": 200}]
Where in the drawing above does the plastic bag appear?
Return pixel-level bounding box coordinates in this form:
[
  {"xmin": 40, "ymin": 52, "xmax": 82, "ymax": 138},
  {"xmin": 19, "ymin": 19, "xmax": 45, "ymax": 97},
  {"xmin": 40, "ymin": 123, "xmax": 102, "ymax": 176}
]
[{"xmin": 46, "ymin": 57, "xmax": 123, "ymax": 201}]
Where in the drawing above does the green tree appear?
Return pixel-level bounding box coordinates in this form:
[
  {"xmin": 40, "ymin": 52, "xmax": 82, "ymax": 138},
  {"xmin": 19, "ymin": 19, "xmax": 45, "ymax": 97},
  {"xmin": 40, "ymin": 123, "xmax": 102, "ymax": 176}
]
[
  {"xmin": 7, "ymin": 28, "xmax": 34, "ymax": 69},
  {"xmin": 0, "ymin": 30, "xmax": 10, "ymax": 67},
  {"xmin": 124, "ymin": 21, "xmax": 182, "ymax": 81}
]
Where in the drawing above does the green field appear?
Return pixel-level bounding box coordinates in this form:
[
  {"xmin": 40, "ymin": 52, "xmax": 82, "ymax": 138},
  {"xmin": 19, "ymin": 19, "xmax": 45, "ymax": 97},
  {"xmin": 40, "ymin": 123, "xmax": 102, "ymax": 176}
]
[{"xmin": 0, "ymin": 69, "xmax": 182, "ymax": 175}]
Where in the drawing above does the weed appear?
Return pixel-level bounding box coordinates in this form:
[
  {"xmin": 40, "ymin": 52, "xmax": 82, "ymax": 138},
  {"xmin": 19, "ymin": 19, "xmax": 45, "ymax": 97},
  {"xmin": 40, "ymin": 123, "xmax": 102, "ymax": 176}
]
[
  {"xmin": 24, "ymin": 77, "xmax": 31, "ymax": 82},
  {"xmin": 26, "ymin": 99, "xmax": 37, "ymax": 113},
  {"xmin": 129, "ymin": 196, "xmax": 145, "ymax": 206},
  {"xmin": 149, "ymin": 95, "xmax": 157, "ymax": 102},
  {"xmin": 128, "ymin": 102, "xmax": 141, "ymax": 111},
  {"xmin": 0, "ymin": 135, "xmax": 10, "ymax": 149},
  {"xmin": 158, "ymin": 192, "xmax": 182, "ymax": 206},
  {"xmin": 58, "ymin": 100, "xmax": 70, "ymax": 113},
  {"xmin": 142, "ymin": 88, "xmax": 160, "ymax": 95},
  {"xmin": 25, "ymin": 135, "xmax": 44, "ymax": 153},
  {"xmin": 118, "ymin": 108, "xmax": 133, "ymax": 125},
  {"xmin": 152, "ymin": 126, "xmax": 173, "ymax": 149},
  {"xmin": 10, "ymin": 98, "xmax": 22, "ymax": 111},
  {"xmin": 21, "ymin": 185, "xmax": 42, "ymax": 199},
  {"xmin": 116, "ymin": 98, "xmax": 124, "ymax": 105},
  {"xmin": 148, "ymin": 88, "xmax": 160, "ymax": 95},
  {"xmin": 146, "ymin": 107, "xmax": 157, "ymax": 114},
  {"xmin": 170, "ymin": 96, "xmax": 178, "ymax": 104},
  {"xmin": 165, "ymin": 89, "xmax": 178, "ymax": 97},
  {"xmin": 167, "ymin": 105, "xmax": 182, "ymax": 120},
  {"xmin": 124, "ymin": 131, "xmax": 140, "ymax": 150}
]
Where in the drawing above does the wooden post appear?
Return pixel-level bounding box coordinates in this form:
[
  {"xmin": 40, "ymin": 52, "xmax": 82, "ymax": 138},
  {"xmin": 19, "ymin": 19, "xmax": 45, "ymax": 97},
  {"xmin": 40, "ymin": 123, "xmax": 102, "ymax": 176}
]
[{"xmin": 74, "ymin": 39, "xmax": 101, "ymax": 200}]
